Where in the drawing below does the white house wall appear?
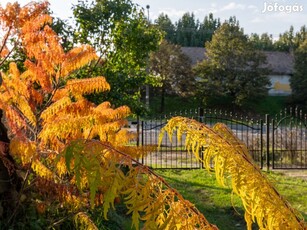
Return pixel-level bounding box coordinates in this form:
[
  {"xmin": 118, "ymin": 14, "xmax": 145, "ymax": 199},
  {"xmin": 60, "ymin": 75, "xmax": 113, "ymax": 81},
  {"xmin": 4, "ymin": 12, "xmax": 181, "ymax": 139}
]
[{"xmin": 268, "ymin": 75, "xmax": 291, "ymax": 96}]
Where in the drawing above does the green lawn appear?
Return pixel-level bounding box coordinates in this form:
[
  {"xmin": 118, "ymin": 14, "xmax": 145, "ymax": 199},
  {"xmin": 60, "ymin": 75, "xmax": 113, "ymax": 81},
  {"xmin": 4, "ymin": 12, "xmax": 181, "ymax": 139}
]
[
  {"xmin": 149, "ymin": 95, "xmax": 200, "ymax": 115},
  {"xmin": 246, "ymin": 95, "xmax": 290, "ymax": 115},
  {"xmin": 4, "ymin": 168, "xmax": 305, "ymax": 229},
  {"xmin": 155, "ymin": 169, "xmax": 307, "ymax": 230},
  {"xmin": 91, "ymin": 168, "xmax": 307, "ymax": 230}
]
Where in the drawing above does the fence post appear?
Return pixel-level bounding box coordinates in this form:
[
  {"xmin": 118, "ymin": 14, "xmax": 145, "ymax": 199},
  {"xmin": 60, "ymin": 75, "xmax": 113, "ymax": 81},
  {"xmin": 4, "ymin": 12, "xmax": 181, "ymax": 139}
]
[
  {"xmin": 198, "ymin": 107, "xmax": 204, "ymax": 123},
  {"xmin": 141, "ymin": 120, "xmax": 145, "ymax": 165},
  {"xmin": 260, "ymin": 119, "xmax": 264, "ymax": 169},
  {"xmin": 136, "ymin": 115, "xmax": 142, "ymax": 164},
  {"xmin": 198, "ymin": 107, "xmax": 204, "ymax": 169},
  {"xmin": 272, "ymin": 118, "xmax": 275, "ymax": 169},
  {"xmin": 136, "ymin": 115, "xmax": 140, "ymax": 147},
  {"xmin": 265, "ymin": 114, "xmax": 270, "ymax": 171}
]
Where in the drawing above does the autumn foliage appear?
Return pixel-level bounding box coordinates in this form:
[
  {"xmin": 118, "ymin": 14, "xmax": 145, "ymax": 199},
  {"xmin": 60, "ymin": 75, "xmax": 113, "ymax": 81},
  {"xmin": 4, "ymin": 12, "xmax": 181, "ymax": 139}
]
[
  {"xmin": 0, "ymin": 2, "xmax": 217, "ymax": 229},
  {"xmin": 1, "ymin": 1, "xmax": 306, "ymax": 230},
  {"xmin": 160, "ymin": 117, "xmax": 306, "ymax": 230}
]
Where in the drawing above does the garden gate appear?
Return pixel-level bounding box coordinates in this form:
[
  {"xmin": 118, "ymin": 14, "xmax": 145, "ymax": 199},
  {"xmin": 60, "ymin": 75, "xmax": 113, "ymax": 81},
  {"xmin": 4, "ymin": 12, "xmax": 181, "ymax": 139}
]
[
  {"xmin": 135, "ymin": 107, "xmax": 307, "ymax": 170},
  {"xmin": 270, "ymin": 108, "xmax": 307, "ymax": 169}
]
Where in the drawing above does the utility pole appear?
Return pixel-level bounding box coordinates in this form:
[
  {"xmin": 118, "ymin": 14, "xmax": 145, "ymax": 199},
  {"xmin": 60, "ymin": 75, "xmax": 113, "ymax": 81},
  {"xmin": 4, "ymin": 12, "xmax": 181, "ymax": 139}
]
[{"xmin": 145, "ymin": 5, "xmax": 150, "ymax": 109}]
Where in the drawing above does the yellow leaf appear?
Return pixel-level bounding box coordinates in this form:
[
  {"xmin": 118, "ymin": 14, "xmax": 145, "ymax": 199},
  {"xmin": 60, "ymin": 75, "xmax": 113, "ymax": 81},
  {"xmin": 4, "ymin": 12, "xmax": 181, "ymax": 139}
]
[
  {"xmin": 66, "ymin": 77, "xmax": 110, "ymax": 97},
  {"xmin": 10, "ymin": 138, "xmax": 37, "ymax": 165},
  {"xmin": 40, "ymin": 96, "xmax": 72, "ymax": 122},
  {"xmin": 31, "ymin": 159, "xmax": 54, "ymax": 181}
]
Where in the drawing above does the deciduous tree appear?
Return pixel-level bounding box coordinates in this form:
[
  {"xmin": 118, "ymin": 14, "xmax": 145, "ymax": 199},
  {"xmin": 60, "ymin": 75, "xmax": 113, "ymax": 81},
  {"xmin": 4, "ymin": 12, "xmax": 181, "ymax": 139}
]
[
  {"xmin": 290, "ymin": 39, "xmax": 307, "ymax": 108},
  {"xmin": 72, "ymin": 0, "xmax": 162, "ymax": 115},
  {"xmin": 149, "ymin": 40, "xmax": 195, "ymax": 112},
  {"xmin": 194, "ymin": 21, "xmax": 270, "ymax": 106}
]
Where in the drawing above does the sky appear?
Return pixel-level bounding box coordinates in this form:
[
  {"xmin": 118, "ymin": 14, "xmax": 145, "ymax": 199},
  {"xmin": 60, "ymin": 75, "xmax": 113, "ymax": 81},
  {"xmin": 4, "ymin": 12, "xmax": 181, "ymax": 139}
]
[{"xmin": 1, "ymin": 0, "xmax": 307, "ymax": 39}]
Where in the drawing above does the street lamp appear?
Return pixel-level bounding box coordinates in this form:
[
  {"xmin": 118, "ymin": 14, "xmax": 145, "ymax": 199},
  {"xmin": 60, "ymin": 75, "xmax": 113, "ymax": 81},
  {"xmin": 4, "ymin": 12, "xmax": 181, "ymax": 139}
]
[
  {"xmin": 145, "ymin": 5, "xmax": 150, "ymax": 109},
  {"xmin": 146, "ymin": 5, "xmax": 150, "ymax": 21}
]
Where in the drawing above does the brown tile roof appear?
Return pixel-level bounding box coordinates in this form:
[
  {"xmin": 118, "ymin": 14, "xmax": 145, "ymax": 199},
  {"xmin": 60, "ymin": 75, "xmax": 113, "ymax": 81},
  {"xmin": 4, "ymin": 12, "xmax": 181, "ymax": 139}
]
[
  {"xmin": 180, "ymin": 47, "xmax": 206, "ymax": 65},
  {"xmin": 181, "ymin": 47, "xmax": 294, "ymax": 75},
  {"xmin": 263, "ymin": 51, "xmax": 294, "ymax": 75}
]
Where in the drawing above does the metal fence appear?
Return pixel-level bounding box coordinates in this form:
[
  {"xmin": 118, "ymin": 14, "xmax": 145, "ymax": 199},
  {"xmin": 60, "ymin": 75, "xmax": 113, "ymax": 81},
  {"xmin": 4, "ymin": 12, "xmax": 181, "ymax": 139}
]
[
  {"xmin": 134, "ymin": 107, "xmax": 307, "ymax": 170},
  {"xmin": 271, "ymin": 108, "xmax": 307, "ymax": 169}
]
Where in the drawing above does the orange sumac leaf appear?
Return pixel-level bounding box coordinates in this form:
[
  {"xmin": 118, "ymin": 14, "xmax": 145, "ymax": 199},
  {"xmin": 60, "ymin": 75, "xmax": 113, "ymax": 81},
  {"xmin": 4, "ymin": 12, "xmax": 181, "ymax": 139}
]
[{"xmin": 66, "ymin": 76, "xmax": 110, "ymax": 96}]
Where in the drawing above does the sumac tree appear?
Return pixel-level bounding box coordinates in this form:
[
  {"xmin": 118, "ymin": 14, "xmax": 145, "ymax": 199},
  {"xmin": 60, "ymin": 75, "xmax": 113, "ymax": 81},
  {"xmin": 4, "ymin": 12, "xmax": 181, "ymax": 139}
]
[
  {"xmin": 161, "ymin": 116, "xmax": 306, "ymax": 230},
  {"xmin": 0, "ymin": 2, "xmax": 216, "ymax": 229}
]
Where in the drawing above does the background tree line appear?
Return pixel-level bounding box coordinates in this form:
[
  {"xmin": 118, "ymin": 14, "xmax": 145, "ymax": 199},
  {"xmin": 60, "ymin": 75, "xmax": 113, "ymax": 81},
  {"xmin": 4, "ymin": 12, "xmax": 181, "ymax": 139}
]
[
  {"xmin": 151, "ymin": 12, "xmax": 307, "ymax": 112},
  {"xmin": 150, "ymin": 17, "xmax": 271, "ymax": 112},
  {"xmin": 1, "ymin": 0, "xmax": 306, "ymax": 114},
  {"xmin": 155, "ymin": 11, "xmax": 307, "ymax": 52},
  {"xmin": 154, "ymin": 12, "xmax": 221, "ymax": 47}
]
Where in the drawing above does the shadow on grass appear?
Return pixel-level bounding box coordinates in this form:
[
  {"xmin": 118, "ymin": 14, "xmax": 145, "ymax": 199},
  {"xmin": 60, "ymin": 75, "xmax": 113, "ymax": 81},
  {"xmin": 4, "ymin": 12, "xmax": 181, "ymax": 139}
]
[{"xmin": 155, "ymin": 169, "xmax": 256, "ymax": 230}]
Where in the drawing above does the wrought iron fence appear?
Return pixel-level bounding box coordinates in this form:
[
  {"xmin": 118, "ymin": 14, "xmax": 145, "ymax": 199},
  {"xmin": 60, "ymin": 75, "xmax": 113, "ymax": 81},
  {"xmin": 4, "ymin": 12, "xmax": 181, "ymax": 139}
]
[
  {"xmin": 271, "ymin": 108, "xmax": 307, "ymax": 169},
  {"xmin": 132, "ymin": 107, "xmax": 307, "ymax": 170}
]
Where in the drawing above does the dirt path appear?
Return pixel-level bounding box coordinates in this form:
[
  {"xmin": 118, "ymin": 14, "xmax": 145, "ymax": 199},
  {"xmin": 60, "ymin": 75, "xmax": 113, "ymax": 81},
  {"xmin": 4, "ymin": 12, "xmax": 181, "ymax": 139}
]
[{"xmin": 271, "ymin": 169, "xmax": 307, "ymax": 181}]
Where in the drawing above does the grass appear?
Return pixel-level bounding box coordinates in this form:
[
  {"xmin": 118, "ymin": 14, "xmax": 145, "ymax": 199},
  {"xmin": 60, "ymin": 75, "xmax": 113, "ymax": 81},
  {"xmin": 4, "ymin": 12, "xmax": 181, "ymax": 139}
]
[
  {"xmin": 3, "ymin": 168, "xmax": 306, "ymax": 229},
  {"xmin": 268, "ymin": 171, "xmax": 307, "ymax": 215},
  {"xmin": 154, "ymin": 169, "xmax": 307, "ymax": 230},
  {"xmin": 154, "ymin": 169, "xmax": 249, "ymax": 230},
  {"xmin": 247, "ymin": 95, "xmax": 290, "ymax": 115},
  {"xmin": 149, "ymin": 95, "xmax": 200, "ymax": 115}
]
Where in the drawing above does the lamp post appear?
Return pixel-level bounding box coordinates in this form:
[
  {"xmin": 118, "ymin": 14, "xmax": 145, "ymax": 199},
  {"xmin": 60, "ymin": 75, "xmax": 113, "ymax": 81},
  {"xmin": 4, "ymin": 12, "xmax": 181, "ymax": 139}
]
[
  {"xmin": 146, "ymin": 5, "xmax": 150, "ymax": 21},
  {"xmin": 145, "ymin": 5, "xmax": 150, "ymax": 109}
]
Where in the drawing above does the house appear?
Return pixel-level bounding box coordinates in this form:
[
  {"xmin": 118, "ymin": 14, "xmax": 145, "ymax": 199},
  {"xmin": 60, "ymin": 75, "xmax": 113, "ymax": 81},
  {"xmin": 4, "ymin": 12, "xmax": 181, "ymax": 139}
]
[
  {"xmin": 263, "ymin": 51, "xmax": 293, "ymax": 95},
  {"xmin": 181, "ymin": 47, "xmax": 294, "ymax": 96}
]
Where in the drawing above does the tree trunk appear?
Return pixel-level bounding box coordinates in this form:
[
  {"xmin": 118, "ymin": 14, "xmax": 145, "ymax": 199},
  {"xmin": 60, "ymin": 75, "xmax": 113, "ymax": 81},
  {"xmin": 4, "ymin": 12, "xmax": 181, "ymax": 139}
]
[
  {"xmin": 0, "ymin": 110, "xmax": 19, "ymax": 219},
  {"xmin": 0, "ymin": 110, "xmax": 11, "ymax": 191}
]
